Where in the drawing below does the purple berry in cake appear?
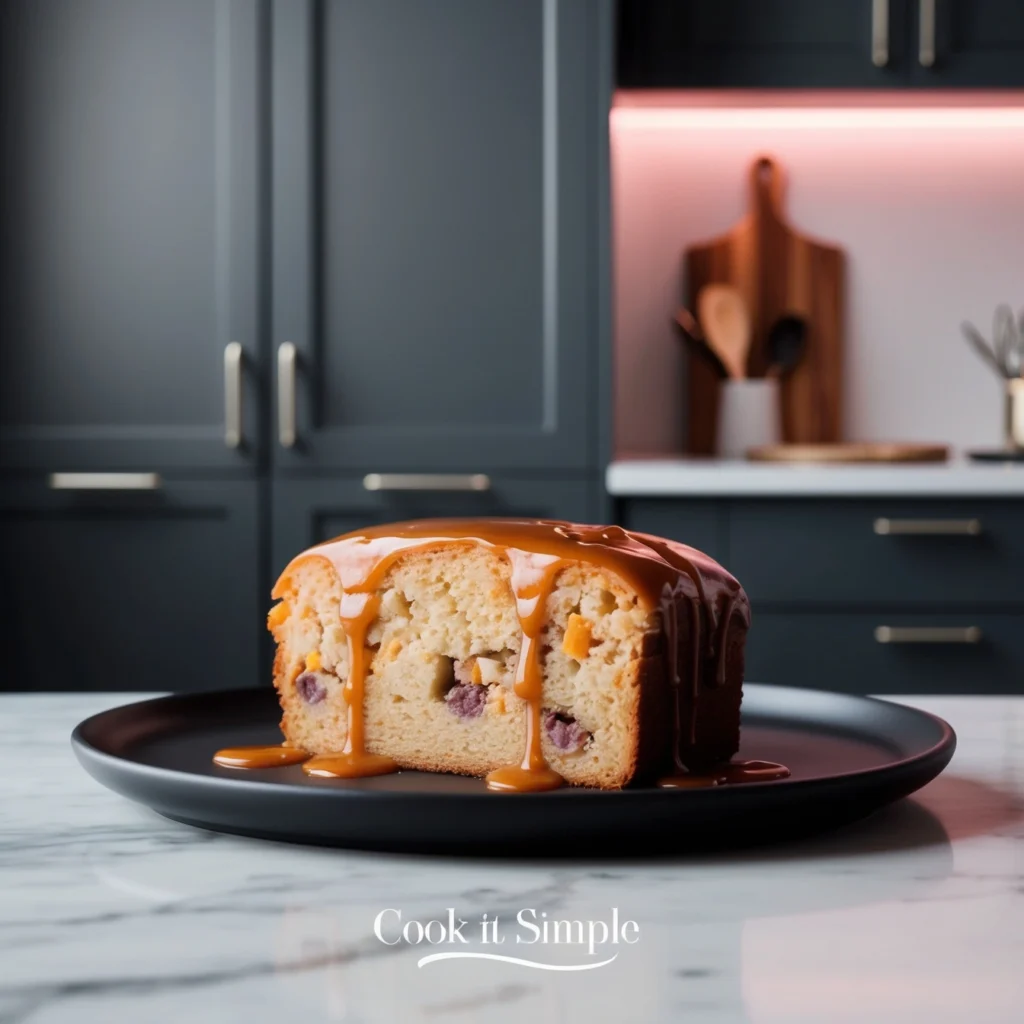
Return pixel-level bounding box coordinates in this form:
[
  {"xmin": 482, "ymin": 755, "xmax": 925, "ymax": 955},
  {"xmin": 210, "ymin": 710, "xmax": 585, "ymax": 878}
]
[
  {"xmin": 445, "ymin": 682, "xmax": 487, "ymax": 719},
  {"xmin": 544, "ymin": 710, "xmax": 589, "ymax": 752},
  {"xmin": 296, "ymin": 673, "xmax": 327, "ymax": 705}
]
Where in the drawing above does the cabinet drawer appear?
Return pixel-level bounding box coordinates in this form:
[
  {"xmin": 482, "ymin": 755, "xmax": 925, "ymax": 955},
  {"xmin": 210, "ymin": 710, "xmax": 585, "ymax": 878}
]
[
  {"xmin": 745, "ymin": 612, "xmax": 1024, "ymax": 695},
  {"xmin": 272, "ymin": 476, "xmax": 596, "ymax": 580},
  {"xmin": 616, "ymin": 499, "xmax": 727, "ymax": 566},
  {"xmin": 0, "ymin": 480, "xmax": 262, "ymax": 693},
  {"xmin": 731, "ymin": 500, "xmax": 1024, "ymax": 606}
]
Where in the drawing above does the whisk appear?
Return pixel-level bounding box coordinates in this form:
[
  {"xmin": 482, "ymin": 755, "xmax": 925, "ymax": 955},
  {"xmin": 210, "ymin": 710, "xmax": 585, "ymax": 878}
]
[{"xmin": 961, "ymin": 305, "xmax": 1024, "ymax": 379}]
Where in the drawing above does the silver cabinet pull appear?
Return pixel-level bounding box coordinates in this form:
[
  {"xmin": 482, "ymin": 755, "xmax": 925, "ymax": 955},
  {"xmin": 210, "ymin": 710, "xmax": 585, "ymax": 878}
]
[
  {"xmin": 49, "ymin": 472, "xmax": 162, "ymax": 491},
  {"xmin": 224, "ymin": 342, "xmax": 243, "ymax": 449},
  {"xmin": 874, "ymin": 517, "xmax": 982, "ymax": 536},
  {"xmin": 278, "ymin": 342, "xmax": 297, "ymax": 449},
  {"xmin": 871, "ymin": 0, "xmax": 889, "ymax": 67},
  {"xmin": 919, "ymin": 0, "xmax": 936, "ymax": 67},
  {"xmin": 875, "ymin": 626, "xmax": 982, "ymax": 645},
  {"xmin": 363, "ymin": 473, "xmax": 491, "ymax": 492}
]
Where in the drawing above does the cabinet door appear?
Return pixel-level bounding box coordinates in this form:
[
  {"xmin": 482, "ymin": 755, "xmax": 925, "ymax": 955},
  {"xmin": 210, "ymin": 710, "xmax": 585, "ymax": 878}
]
[
  {"xmin": 746, "ymin": 612, "xmax": 1024, "ymax": 695},
  {"xmin": 618, "ymin": 0, "xmax": 909, "ymax": 88},
  {"xmin": 909, "ymin": 0, "xmax": 1024, "ymax": 85},
  {"xmin": 0, "ymin": 0, "xmax": 263, "ymax": 473},
  {"xmin": 272, "ymin": 0, "xmax": 605, "ymax": 472},
  {"xmin": 0, "ymin": 481, "xmax": 261, "ymax": 693},
  {"xmin": 271, "ymin": 477, "xmax": 595, "ymax": 579},
  {"xmin": 730, "ymin": 500, "xmax": 1024, "ymax": 607}
]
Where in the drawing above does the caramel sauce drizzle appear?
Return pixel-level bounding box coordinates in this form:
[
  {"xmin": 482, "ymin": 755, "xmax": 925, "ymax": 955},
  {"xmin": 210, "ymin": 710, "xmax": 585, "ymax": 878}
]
[
  {"xmin": 484, "ymin": 551, "xmax": 565, "ymax": 793},
  {"xmin": 213, "ymin": 745, "xmax": 311, "ymax": 769},
  {"xmin": 657, "ymin": 760, "xmax": 792, "ymax": 789},
  {"xmin": 217, "ymin": 519, "xmax": 771, "ymax": 792},
  {"xmin": 298, "ymin": 591, "xmax": 399, "ymax": 780}
]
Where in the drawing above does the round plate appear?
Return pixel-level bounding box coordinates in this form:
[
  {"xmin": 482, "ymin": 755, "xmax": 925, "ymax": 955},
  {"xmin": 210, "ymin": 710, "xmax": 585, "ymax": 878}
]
[
  {"xmin": 967, "ymin": 449, "xmax": 1024, "ymax": 463},
  {"xmin": 72, "ymin": 685, "xmax": 955, "ymax": 854},
  {"xmin": 747, "ymin": 443, "xmax": 950, "ymax": 464}
]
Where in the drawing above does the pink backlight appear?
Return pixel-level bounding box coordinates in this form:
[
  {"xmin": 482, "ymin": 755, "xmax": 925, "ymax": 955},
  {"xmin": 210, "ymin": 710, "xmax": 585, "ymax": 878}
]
[
  {"xmin": 610, "ymin": 106, "xmax": 1024, "ymax": 131},
  {"xmin": 609, "ymin": 89, "xmax": 1024, "ymax": 458}
]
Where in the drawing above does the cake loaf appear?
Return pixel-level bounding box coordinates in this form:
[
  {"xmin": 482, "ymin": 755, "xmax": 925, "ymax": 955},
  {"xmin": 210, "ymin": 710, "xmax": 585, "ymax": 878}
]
[{"xmin": 267, "ymin": 520, "xmax": 749, "ymax": 791}]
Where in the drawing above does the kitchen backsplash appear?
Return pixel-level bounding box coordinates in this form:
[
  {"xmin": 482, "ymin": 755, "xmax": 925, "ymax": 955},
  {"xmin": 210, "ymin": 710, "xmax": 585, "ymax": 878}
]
[{"xmin": 611, "ymin": 106, "xmax": 1024, "ymax": 456}]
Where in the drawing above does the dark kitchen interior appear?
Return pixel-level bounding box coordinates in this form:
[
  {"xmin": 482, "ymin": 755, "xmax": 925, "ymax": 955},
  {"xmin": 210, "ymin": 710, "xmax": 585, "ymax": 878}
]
[{"xmin": 2, "ymin": 0, "xmax": 1022, "ymax": 698}]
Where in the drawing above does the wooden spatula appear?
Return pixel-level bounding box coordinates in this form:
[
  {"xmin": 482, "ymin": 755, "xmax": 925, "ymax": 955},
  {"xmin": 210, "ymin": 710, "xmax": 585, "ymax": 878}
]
[{"xmin": 698, "ymin": 284, "xmax": 750, "ymax": 380}]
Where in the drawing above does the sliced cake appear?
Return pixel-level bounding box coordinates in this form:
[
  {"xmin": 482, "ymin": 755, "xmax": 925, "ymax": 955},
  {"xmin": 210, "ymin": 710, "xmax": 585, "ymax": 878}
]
[{"xmin": 264, "ymin": 519, "xmax": 749, "ymax": 791}]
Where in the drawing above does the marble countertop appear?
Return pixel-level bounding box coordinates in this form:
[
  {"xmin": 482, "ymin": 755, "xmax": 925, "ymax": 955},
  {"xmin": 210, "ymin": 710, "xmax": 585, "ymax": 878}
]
[
  {"xmin": 606, "ymin": 458, "xmax": 1024, "ymax": 496},
  {"xmin": 2, "ymin": 693, "xmax": 1022, "ymax": 1024}
]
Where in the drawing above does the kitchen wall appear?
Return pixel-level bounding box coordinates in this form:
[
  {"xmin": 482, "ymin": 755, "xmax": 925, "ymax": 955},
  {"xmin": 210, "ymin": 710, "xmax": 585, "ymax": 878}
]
[{"xmin": 611, "ymin": 104, "xmax": 1024, "ymax": 456}]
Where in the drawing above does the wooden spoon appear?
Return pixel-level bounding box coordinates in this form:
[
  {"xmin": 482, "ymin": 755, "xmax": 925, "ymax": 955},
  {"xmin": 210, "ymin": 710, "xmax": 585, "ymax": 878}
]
[
  {"xmin": 672, "ymin": 308, "xmax": 728, "ymax": 379},
  {"xmin": 698, "ymin": 284, "xmax": 751, "ymax": 380}
]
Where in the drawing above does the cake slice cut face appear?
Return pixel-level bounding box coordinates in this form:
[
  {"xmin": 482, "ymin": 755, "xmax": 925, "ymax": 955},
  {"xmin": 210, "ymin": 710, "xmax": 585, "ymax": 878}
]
[{"xmin": 267, "ymin": 520, "xmax": 749, "ymax": 791}]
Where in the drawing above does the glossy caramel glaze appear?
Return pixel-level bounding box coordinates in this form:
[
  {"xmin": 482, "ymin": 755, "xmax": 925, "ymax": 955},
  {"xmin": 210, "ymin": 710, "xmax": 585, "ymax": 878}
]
[
  {"xmin": 658, "ymin": 760, "xmax": 792, "ymax": 789},
  {"xmin": 213, "ymin": 745, "xmax": 311, "ymax": 769},
  {"xmin": 265, "ymin": 519, "xmax": 751, "ymax": 791},
  {"xmin": 302, "ymin": 753, "xmax": 400, "ymax": 779}
]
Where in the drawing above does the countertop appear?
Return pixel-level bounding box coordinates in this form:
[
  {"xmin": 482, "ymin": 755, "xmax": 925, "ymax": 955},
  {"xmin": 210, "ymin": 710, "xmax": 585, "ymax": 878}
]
[
  {"xmin": 606, "ymin": 458, "xmax": 1024, "ymax": 496},
  {"xmin": 3, "ymin": 693, "xmax": 1023, "ymax": 1024}
]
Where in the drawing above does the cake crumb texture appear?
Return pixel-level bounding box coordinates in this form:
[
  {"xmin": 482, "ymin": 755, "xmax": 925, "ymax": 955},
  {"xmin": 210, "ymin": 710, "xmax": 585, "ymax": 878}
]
[{"xmin": 269, "ymin": 538, "xmax": 743, "ymax": 789}]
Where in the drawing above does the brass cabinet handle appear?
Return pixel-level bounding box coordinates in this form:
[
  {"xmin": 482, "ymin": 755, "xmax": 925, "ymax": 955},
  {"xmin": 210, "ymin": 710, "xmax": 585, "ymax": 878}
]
[
  {"xmin": 872, "ymin": 0, "xmax": 889, "ymax": 67},
  {"xmin": 363, "ymin": 473, "xmax": 491, "ymax": 492},
  {"xmin": 49, "ymin": 472, "xmax": 162, "ymax": 491},
  {"xmin": 224, "ymin": 342, "xmax": 243, "ymax": 449},
  {"xmin": 919, "ymin": 0, "xmax": 936, "ymax": 67},
  {"xmin": 875, "ymin": 626, "xmax": 982, "ymax": 645},
  {"xmin": 277, "ymin": 342, "xmax": 297, "ymax": 449},
  {"xmin": 874, "ymin": 517, "xmax": 982, "ymax": 536}
]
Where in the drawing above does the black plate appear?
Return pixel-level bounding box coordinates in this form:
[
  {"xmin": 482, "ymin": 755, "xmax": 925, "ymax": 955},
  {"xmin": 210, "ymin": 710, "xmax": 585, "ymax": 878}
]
[
  {"xmin": 72, "ymin": 685, "xmax": 955, "ymax": 854},
  {"xmin": 967, "ymin": 449, "xmax": 1024, "ymax": 462}
]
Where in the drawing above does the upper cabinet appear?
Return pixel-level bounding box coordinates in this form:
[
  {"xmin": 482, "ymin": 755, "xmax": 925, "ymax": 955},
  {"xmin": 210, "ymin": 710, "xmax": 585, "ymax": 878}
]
[
  {"xmin": 618, "ymin": 0, "xmax": 1024, "ymax": 89},
  {"xmin": 908, "ymin": 0, "xmax": 1024, "ymax": 86},
  {"xmin": 271, "ymin": 0, "xmax": 609, "ymax": 473},
  {"xmin": 0, "ymin": 0, "xmax": 265, "ymax": 473}
]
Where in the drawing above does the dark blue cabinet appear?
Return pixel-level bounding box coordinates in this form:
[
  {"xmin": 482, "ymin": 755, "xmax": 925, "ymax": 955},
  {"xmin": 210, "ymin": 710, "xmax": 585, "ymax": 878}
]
[
  {"xmin": 730, "ymin": 500, "xmax": 1024, "ymax": 606},
  {"xmin": 618, "ymin": 0, "xmax": 1024, "ymax": 88},
  {"xmin": 746, "ymin": 612, "xmax": 1024, "ymax": 695},
  {"xmin": 0, "ymin": 481, "xmax": 262, "ymax": 693},
  {"xmin": 0, "ymin": 0, "xmax": 612, "ymax": 693},
  {"xmin": 616, "ymin": 495, "xmax": 1024, "ymax": 695},
  {"xmin": 0, "ymin": 0, "xmax": 265, "ymax": 473},
  {"xmin": 271, "ymin": 0, "xmax": 609, "ymax": 472},
  {"xmin": 619, "ymin": 0, "xmax": 906, "ymax": 88},
  {"xmin": 908, "ymin": 0, "xmax": 1024, "ymax": 86}
]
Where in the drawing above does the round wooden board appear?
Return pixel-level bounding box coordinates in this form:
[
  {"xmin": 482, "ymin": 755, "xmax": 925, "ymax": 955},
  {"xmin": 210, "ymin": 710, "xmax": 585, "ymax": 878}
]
[{"xmin": 747, "ymin": 443, "xmax": 950, "ymax": 464}]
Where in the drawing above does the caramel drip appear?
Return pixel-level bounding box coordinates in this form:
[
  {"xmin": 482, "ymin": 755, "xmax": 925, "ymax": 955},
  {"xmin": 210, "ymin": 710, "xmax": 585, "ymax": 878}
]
[
  {"xmin": 302, "ymin": 752, "xmax": 400, "ymax": 779},
  {"xmin": 485, "ymin": 552, "xmax": 566, "ymax": 793},
  {"xmin": 657, "ymin": 760, "xmax": 791, "ymax": 789},
  {"xmin": 267, "ymin": 519, "xmax": 750, "ymax": 789},
  {"xmin": 213, "ymin": 745, "xmax": 311, "ymax": 769},
  {"xmin": 300, "ymin": 590, "xmax": 400, "ymax": 780}
]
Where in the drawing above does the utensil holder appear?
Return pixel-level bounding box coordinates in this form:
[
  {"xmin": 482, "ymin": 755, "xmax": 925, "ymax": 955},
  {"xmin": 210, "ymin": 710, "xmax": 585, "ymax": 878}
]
[
  {"xmin": 716, "ymin": 379, "xmax": 781, "ymax": 458},
  {"xmin": 1004, "ymin": 379, "xmax": 1024, "ymax": 451}
]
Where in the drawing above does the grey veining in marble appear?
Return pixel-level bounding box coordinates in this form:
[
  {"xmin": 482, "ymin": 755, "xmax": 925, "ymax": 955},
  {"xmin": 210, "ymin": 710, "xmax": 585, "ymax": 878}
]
[{"xmin": 1, "ymin": 694, "xmax": 1022, "ymax": 1024}]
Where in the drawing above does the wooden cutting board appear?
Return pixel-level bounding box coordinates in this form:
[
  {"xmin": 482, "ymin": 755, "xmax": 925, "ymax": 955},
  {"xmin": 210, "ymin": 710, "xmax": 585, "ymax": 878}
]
[
  {"xmin": 684, "ymin": 157, "xmax": 845, "ymax": 453},
  {"xmin": 747, "ymin": 443, "xmax": 950, "ymax": 464}
]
